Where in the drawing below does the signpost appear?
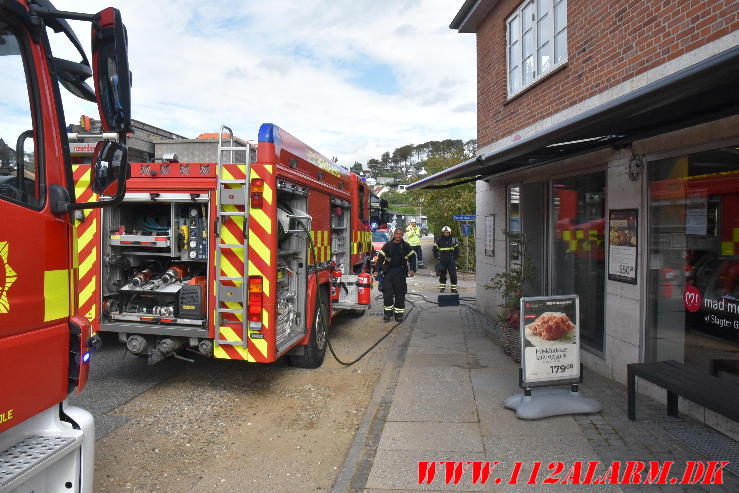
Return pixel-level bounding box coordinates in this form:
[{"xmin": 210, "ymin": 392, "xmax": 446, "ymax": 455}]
[{"xmin": 454, "ymin": 215, "xmax": 476, "ymax": 271}]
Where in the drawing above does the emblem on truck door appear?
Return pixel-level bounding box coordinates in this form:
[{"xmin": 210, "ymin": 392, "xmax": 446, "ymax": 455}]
[{"xmin": 0, "ymin": 241, "xmax": 18, "ymax": 313}]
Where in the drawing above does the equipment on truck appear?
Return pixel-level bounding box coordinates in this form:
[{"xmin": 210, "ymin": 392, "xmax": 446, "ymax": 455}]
[
  {"xmin": 0, "ymin": 2, "xmax": 133, "ymax": 492},
  {"xmin": 77, "ymin": 124, "xmax": 375, "ymax": 368}
]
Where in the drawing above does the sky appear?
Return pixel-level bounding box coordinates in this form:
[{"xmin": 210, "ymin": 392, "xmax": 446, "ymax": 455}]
[{"xmin": 49, "ymin": 0, "xmax": 477, "ymax": 166}]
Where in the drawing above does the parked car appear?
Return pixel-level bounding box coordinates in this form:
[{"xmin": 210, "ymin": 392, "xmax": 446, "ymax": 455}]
[{"xmin": 371, "ymin": 228, "xmax": 391, "ymax": 265}]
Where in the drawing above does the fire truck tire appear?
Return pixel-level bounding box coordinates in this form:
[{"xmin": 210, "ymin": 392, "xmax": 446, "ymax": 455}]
[{"xmin": 290, "ymin": 288, "xmax": 329, "ymax": 368}]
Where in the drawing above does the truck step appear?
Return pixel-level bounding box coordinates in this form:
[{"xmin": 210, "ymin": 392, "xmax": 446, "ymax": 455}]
[{"xmin": 0, "ymin": 435, "xmax": 79, "ymax": 489}]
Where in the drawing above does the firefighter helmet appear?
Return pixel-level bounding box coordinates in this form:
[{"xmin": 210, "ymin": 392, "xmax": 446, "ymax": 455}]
[{"xmin": 442, "ymin": 226, "xmax": 451, "ymax": 233}]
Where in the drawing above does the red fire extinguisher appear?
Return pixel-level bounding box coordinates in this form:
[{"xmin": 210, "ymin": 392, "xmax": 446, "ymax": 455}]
[
  {"xmin": 331, "ymin": 267, "xmax": 343, "ymax": 301},
  {"xmin": 357, "ymin": 272, "xmax": 372, "ymax": 305}
]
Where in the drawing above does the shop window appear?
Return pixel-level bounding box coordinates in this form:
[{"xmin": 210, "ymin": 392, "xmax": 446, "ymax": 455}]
[
  {"xmin": 647, "ymin": 147, "xmax": 739, "ymax": 377},
  {"xmin": 0, "ymin": 22, "xmax": 41, "ymax": 209},
  {"xmin": 507, "ymin": 184, "xmax": 521, "ymax": 266},
  {"xmin": 507, "ymin": 0, "xmax": 567, "ymax": 97},
  {"xmin": 551, "ymin": 172, "xmax": 606, "ymax": 351}
]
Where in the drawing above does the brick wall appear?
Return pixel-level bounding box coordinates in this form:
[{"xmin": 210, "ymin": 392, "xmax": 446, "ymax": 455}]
[{"xmin": 476, "ymin": 0, "xmax": 739, "ymax": 148}]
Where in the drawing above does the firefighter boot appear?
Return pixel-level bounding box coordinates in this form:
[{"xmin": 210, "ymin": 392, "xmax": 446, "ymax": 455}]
[
  {"xmin": 394, "ymin": 311, "xmax": 404, "ymax": 323},
  {"xmin": 451, "ymin": 284, "xmax": 458, "ymax": 294},
  {"xmin": 439, "ymin": 283, "xmax": 445, "ymax": 293},
  {"xmin": 384, "ymin": 308, "xmax": 393, "ymax": 323}
]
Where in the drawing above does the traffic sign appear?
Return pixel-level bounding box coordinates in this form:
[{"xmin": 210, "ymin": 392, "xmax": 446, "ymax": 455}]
[
  {"xmin": 453, "ymin": 215, "xmax": 476, "ymax": 221},
  {"xmin": 461, "ymin": 223, "xmax": 472, "ymax": 236}
]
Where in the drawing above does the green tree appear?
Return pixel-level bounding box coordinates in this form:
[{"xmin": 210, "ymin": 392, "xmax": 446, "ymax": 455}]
[
  {"xmin": 351, "ymin": 161, "xmax": 363, "ymax": 174},
  {"xmin": 408, "ymin": 145, "xmax": 477, "ymax": 271}
]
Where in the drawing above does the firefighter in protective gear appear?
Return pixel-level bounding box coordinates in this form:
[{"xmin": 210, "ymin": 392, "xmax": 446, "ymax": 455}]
[
  {"xmin": 373, "ymin": 228, "xmax": 417, "ymax": 322},
  {"xmin": 405, "ymin": 218, "xmax": 423, "ymax": 268},
  {"xmin": 433, "ymin": 226, "xmax": 459, "ymax": 293}
]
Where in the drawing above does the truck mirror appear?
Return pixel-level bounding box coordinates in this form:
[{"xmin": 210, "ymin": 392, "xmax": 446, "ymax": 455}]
[
  {"xmin": 91, "ymin": 141, "xmax": 128, "ymax": 197},
  {"xmin": 91, "ymin": 7, "xmax": 131, "ymax": 133},
  {"xmin": 380, "ymin": 199, "xmax": 389, "ymax": 209}
]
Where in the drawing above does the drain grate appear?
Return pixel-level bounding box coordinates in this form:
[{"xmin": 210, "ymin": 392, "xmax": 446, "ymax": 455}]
[
  {"xmin": 666, "ymin": 427, "xmax": 739, "ymax": 477},
  {"xmin": 368, "ymin": 312, "xmax": 383, "ymax": 317}
]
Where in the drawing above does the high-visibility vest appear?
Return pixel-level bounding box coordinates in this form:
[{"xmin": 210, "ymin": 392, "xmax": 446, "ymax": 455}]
[{"xmin": 405, "ymin": 225, "xmax": 421, "ymax": 246}]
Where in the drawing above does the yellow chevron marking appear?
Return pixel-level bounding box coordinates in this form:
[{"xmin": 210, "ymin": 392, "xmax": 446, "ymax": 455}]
[
  {"xmin": 84, "ymin": 305, "xmax": 96, "ymax": 322},
  {"xmin": 78, "ymin": 281, "xmax": 96, "ymax": 306},
  {"xmin": 76, "ymin": 220, "xmax": 97, "ymax": 250},
  {"xmin": 249, "ymin": 231, "xmax": 270, "ymax": 266},
  {"xmin": 220, "ymin": 257, "xmax": 242, "ymax": 279},
  {"xmin": 248, "ymin": 323, "xmax": 268, "ymax": 362},
  {"xmin": 78, "ymin": 249, "xmax": 97, "ymax": 280},
  {"xmin": 250, "ymin": 208, "xmax": 272, "ymax": 235}
]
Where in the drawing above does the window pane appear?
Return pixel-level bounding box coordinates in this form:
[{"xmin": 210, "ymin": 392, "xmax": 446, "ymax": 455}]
[
  {"xmin": 555, "ymin": 28, "xmax": 567, "ymax": 64},
  {"xmin": 0, "ymin": 21, "xmax": 40, "ymax": 208},
  {"xmin": 552, "ymin": 173, "xmax": 606, "ymax": 351},
  {"xmin": 509, "ymin": 16, "xmax": 520, "ymax": 43},
  {"xmin": 509, "ymin": 66, "xmax": 521, "ymax": 94},
  {"xmin": 538, "ymin": 0, "xmax": 551, "ymax": 17},
  {"xmin": 509, "ymin": 40, "xmax": 521, "ymax": 69},
  {"xmin": 538, "ymin": 12, "xmax": 552, "ymax": 46},
  {"xmin": 555, "ymin": 0, "xmax": 567, "ymax": 33},
  {"xmin": 646, "ymin": 148, "xmax": 739, "ymax": 374},
  {"xmin": 538, "ymin": 41, "xmax": 552, "ymax": 74},
  {"xmin": 522, "ymin": 2, "xmax": 535, "ymax": 31},
  {"xmin": 523, "ymin": 29, "xmax": 534, "ymax": 59},
  {"xmin": 523, "ymin": 55, "xmax": 535, "ymax": 85}
]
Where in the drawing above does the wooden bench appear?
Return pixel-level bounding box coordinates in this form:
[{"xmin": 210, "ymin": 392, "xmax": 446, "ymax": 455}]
[{"xmin": 627, "ymin": 360, "xmax": 739, "ymax": 421}]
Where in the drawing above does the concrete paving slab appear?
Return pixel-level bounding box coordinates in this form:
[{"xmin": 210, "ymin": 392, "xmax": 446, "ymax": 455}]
[
  {"xmin": 478, "ymin": 407, "xmax": 583, "ymax": 436},
  {"xmin": 378, "ymin": 422, "xmax": 484, "ymax": 452},
  {"xmin": 482, "ymin": 434, "xmax": 598, "ymax": 461},
  {"xmin": 389, "ymin": 367, "xmax": 477, "ymax": 422},
  {"xmin": 365, "ymin": 450, "xmax": 490, "ymax": 491},
  {"xmin": 403, "ymin": 353, "xmax": 470, "ymax": 368}
]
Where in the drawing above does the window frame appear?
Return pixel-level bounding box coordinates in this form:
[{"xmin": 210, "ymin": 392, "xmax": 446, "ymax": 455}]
[
  {"xmin": 0, "ymin": 18, "xmax": 46, "ymax": 211},
  {"xmin": 506, "ymin": 0, "xmax": 568, "ymax": 98}
]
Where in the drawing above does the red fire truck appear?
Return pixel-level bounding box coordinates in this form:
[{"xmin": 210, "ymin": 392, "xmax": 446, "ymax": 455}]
[
  {"xmin": 0, "ymin": 2, "xmax": 132, "ymax": 491},
  {"xmin": 74, "ymin": 124, "xmax": 375, "ymax": 367}
]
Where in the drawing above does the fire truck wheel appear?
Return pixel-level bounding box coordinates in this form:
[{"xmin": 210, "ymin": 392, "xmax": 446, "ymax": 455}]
[{"xmin": 290, "ymin": 288, "xmax": 329, "ymax": 368}]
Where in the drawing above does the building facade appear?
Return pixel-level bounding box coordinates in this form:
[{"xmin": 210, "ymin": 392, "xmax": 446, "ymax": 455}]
[{"xmin": 412, "ymin": 0, "xmax": 739, "ymax": 438}]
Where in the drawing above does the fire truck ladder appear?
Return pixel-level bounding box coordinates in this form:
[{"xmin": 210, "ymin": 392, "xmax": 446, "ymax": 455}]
[{"xmin": 214, "ymin": 125, "xmax": 251, "ymax": 348}]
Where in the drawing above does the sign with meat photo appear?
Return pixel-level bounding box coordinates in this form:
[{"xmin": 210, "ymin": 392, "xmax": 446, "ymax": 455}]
[
  {"xmin": 520, "ymin": 295, "xmax": 580, "ymax": 385},
  {"xmin": 608, "ymin": 209, "xmax": 638, "ymax": 284}
]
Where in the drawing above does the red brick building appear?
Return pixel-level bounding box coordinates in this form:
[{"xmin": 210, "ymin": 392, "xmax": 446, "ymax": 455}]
[{"xmin": 413, "ymin": 0, "xmax": 739, "ymax": 438}]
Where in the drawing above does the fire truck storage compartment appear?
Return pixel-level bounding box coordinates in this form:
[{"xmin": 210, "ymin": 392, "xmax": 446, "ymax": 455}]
[
  {"xmin": 331, "ymin": 198, "xmax": 360, "ymax": 304},
  {"xmin": 100, "ymin": 197, "xmax": 210, "ymax": 336},
  {"xmin": 276, "ymin": 182, "xmax": 309, "ymax": 352}
]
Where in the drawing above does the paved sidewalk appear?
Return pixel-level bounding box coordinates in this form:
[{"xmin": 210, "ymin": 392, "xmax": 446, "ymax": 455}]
[{"xmin": 333, "ymin": 273, "xmax": 739, "ymax": 492}]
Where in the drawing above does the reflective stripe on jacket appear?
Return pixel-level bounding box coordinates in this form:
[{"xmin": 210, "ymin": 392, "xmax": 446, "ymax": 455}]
[{"xmin": 433, "ymin": 235, "xmax": 459, "ymax": 260}]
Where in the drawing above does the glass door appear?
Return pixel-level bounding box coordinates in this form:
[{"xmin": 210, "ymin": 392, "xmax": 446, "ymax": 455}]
[{"xmin": 551, "ymin": 172, "xmax": 606, "ymax": 351}]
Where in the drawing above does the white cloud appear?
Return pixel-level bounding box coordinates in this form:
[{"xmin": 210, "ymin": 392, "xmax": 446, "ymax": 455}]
[{"xmin": 49, "ymin": 0, "xmax": 476, "ymax": 164}]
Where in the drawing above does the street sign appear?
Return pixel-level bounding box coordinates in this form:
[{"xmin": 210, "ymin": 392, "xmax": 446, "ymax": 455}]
[
  {"xmin": 453, "ymin": 215, "xmax": 476, "ymax": 221},
  {"xmin": 461, "ymin": 223, "xmax": 472, "ymax": 236}
]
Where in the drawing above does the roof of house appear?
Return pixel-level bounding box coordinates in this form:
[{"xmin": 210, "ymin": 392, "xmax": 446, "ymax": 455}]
[{"xmin": 449, "ymin": 0, "xmax": 498, "ymax": 33}]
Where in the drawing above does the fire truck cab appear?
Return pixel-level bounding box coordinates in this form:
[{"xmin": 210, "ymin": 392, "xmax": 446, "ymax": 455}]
[
  {"xmin": 83, "ymin": 124, "xmax": 374, "ymax": 368},
  {"xmin": 0, "ymin": 1, "xmax": 132, "ymax": 492}
]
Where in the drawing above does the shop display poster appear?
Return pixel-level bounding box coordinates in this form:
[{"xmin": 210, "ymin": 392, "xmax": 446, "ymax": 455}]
[
  {"xmin": 608, "ymin": 209, "xmax": 638, "ymax": 284},
  {"xmin": 520, "ymin": 295, "xmax": 580, "ymax": 385}
]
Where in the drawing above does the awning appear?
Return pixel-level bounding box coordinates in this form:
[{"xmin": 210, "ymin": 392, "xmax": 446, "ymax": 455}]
[{"xmin": 409, "ymin": 45, "xmax": 739, "ymax": 190}]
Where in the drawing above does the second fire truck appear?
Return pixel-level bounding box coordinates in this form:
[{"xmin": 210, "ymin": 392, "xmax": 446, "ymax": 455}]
[{"xmin": 75, "ymin": 124, "xmax": 375, "ymax": 368}]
